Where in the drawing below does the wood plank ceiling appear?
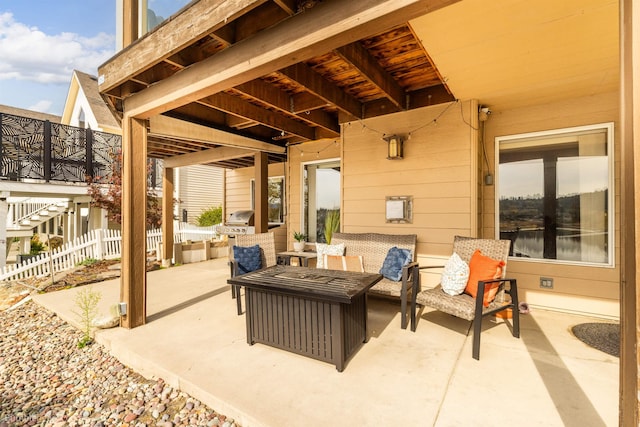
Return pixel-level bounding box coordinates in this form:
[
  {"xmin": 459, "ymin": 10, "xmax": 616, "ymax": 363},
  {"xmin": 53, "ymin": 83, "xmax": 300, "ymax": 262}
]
[{"xmin": 100, "ymin": 0, "xmax": 454, "ymax": 168}]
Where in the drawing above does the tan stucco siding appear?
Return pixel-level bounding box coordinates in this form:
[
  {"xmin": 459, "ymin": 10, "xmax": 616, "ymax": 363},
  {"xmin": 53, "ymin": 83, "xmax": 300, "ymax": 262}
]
[{"xmin": 484, "ymin": 91, "xmax": 620, "ymax": 319}]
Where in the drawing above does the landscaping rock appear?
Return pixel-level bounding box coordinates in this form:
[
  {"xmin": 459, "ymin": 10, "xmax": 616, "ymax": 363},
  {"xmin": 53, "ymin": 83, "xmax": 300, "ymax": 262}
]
[{"xmin": 0, "ymin": 301, "xmax": 237, "ymax": 426}]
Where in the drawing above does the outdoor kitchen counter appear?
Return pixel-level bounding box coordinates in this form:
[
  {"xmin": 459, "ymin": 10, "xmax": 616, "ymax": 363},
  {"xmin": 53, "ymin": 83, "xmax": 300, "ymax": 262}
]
[{"xmin": 227, "ymin": 265, "xmax": 383, "ymax": 371}]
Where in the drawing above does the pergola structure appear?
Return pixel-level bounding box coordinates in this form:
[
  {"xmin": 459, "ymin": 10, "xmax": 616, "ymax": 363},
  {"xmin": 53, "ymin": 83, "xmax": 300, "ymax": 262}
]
[
  {"xmin": 98, "ymin": 0, "xmax": 640, "ymax": 423},
  {"xmin": 99, "ymin": 0, "xmax": 459, "ymax": 327}
]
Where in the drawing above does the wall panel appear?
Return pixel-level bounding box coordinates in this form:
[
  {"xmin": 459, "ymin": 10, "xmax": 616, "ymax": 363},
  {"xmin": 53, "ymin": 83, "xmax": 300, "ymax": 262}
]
[{"xmin": 342, "ymin": 100, "xmax": 478, "ymax": 254}]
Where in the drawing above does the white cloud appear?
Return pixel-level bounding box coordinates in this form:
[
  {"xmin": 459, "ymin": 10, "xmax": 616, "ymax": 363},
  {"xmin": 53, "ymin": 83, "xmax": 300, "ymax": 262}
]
[
  {"xmin": 28, "ymin": 99, "xmax": 53, "ymax": 113},
  {"xmin": 0, "ymin": 12, "xmax": 115, "ymax": 84}
]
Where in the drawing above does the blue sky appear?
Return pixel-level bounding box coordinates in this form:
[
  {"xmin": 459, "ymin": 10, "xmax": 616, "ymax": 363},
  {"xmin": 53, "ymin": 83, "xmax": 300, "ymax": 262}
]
[{"xmin": 0, "ymin": 0, "xmax": 189, "ymax": 116}]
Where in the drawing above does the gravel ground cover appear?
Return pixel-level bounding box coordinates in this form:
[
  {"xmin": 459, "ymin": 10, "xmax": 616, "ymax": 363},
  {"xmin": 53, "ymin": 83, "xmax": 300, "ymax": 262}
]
[{"xmin": 0, "ymin": 269, "xmax": 238, "ymax": 427}]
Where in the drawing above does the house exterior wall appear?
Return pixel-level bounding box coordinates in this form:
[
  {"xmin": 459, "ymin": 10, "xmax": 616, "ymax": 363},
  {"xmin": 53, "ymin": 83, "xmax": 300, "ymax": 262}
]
[
  {"xmin": 177, "ymin": 165, "xmax": 224, "ymax": 224},
  {"xmin": 340, "ymin": 100, "xmax": 479, "ymax": 287},
  {"xmin": 225, "ymin": 96, "xmax": 619, "ymax": 319},
  {"xmin": 483, "ymin": 91, "xmax": 620, "ymax": 319},
  {"xmin": 66, "ymin": 87, "xmax": 101, "ymax": 131},
  {"xmin": 225, "ymin": 162, "xmax": 287, "ymax": 252}
]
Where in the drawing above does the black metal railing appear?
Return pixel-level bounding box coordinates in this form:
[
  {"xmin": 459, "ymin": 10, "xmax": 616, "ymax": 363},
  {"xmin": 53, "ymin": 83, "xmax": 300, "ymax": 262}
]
[{"xmin": 0, "ymin": 112, "xmax": 162, "ymax": 188}]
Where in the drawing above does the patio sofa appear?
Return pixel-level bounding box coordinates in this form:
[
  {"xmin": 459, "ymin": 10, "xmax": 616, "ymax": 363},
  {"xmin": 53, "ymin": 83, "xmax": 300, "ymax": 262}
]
[{"xmin": 330, "ymin": 232, "xmax": 418, "ymax": 329}]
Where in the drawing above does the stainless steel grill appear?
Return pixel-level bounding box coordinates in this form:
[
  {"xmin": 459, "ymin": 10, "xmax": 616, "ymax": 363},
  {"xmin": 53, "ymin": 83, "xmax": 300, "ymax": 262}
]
[{"xmin": 214, "ymin": 210, "xmax": 256, "ymax": 236}]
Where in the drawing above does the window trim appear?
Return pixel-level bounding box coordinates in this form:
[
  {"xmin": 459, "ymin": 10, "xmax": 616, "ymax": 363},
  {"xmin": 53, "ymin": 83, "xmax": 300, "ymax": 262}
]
[
  {"xmin": 301, "ymin": 157, "xmax": 341, "ymax": 243},
  {"xmin": 250, "ymin": 175, "xmax": 285, "ymax": 225},
  {"xmin": 494, "ymin": 122, "xmax": 615, "ymax": 268}
]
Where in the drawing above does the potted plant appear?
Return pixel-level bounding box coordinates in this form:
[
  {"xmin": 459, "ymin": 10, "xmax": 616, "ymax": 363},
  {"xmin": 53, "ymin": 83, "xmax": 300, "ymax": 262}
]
[{"xmin": 293, "ymin": 231, "xmax": 307, "ymax": 252}]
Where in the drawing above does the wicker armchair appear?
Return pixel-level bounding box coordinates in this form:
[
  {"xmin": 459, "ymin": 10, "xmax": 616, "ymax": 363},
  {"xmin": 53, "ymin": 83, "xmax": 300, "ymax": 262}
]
[
  {"xmin": 410, "ymin": 236, "xmax": 519, "ymax": 360},
  {"xmin": 229, "ymin": 232, "xmax": 277, "ymax": 315}
]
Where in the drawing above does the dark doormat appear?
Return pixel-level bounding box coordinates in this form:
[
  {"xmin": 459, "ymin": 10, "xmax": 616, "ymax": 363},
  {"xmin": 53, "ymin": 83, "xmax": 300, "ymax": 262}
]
[{"xmin": 571, "ymin": 323, "xmax": 619, "ymax": 357}]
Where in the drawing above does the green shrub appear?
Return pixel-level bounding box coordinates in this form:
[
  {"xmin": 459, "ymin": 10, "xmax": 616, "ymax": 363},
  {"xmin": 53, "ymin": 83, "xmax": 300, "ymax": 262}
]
[
  {"xmin": 77, "ymin": 257, "xmax": 99, "ymax": 266},
  {"xmin": 29, "ymin": 234, "xmax": 47, "ymax": 255},
  {"xmin": 73, "ymin": 287, "xmax": 102, "ymax": 348},
  {"xmin": 196, "ymin": 205, "xmax": 223, "ymax": 226}
]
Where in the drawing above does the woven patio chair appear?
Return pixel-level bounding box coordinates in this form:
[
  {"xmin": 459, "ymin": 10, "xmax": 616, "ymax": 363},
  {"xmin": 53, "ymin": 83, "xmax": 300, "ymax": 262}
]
[
  {"xmin": 331, "ymin": 232, "xmax": 418, "ymax": 329},
  {"xmin": 410, "ymin": 236, "xmax": 519, "ymax": 360},
  {"xmin": 229, "ymin": 232, "xmax": 277, "ymax": 315}
]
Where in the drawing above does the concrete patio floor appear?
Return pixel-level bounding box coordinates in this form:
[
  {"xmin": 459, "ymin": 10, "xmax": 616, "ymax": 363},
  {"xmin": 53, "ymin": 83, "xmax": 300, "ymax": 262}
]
[{"xmin": 32, "ymin": 258, "xmax": 619, "ymax": 427}]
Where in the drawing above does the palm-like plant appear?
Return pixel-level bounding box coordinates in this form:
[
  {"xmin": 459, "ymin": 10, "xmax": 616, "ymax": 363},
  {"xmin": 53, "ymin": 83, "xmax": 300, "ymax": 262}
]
[{"xmin": 323, "ymin": 209, "xmax": 340, "ymax": 244}]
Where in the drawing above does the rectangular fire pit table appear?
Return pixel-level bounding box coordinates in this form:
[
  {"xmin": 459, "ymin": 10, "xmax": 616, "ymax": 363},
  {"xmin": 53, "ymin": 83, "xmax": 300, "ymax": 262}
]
[{"xmin": 227, "ymin": 265, "xmax": 382, "ymax": 371}]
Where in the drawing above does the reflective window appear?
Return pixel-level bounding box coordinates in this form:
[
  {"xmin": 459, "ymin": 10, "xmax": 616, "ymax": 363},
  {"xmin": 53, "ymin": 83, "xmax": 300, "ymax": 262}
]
[
  {"xmin": 251, "ymin": 176, "xmax": 285, "ymax": 224},
  {"xmin": 144, "ymin": 0, "xmax": 192, "ymax": 32},
  {"xmin": 303, "ymin": 160, "xmax": 341, "ymax": 243},
  {"xmin": 497, "ymin": 123, "xmax": 613, "ymax": 266}
]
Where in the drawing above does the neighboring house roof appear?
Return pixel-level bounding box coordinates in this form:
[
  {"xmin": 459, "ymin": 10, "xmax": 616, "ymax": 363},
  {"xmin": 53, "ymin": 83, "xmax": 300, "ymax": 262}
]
[
  {"xmin": 0, "ymin": 104, "xmax": 62, "ymax": 123},
  {"xmin": 62, "ymin": 70, "xmax": 121, "ymax": 132}
]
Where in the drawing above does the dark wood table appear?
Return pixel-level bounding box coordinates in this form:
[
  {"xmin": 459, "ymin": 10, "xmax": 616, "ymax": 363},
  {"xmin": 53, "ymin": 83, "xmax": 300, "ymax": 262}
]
[{"xmin": 227, "ymin": 265, "xmax": 382, "ymax": 371}]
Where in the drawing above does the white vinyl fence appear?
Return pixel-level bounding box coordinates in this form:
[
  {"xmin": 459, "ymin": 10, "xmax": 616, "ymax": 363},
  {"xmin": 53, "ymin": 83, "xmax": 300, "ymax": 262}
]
[{"xmin": 0, "ymin": 223, "xmax": 218, "ymax": 282}]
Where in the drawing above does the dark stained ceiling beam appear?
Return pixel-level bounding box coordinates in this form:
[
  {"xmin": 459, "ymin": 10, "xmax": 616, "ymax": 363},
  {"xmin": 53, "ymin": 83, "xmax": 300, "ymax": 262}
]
[
  {"xmin": 290, "ymin": 92, "xmax": 331, "ymax": 113},
  {"xmin": 335, "ymin": 41, "xmax": 405, "ymax": 109},
  {"xmin": 235, "ymin": 2, "xmax": 290, "ymax": 41},
  {"xmin": 200, "ymin": 92, "xmax": 316, "ymax": 140},
  {"xmin": 272, "ymin": 0, "xmax": 297, "ymax": 15},
  {"xmin": 212, "ymin": 23, "xmax": 236, "ymax": 46},
  {"xmin": 164, "ymin": 35, "xmax": 228, "ymax": 68},
  {"xmin": 232, "ymin": 80, "xmax": 340, "ymax": 134},
  {"xmin": 132, "ymin": 63, "xmax": 180, "ymax": 87},
  {"xmin": 361, "ymin": 84, "xmax": 454, "ymax": 118},
  {"xmin": 120, "ymin": 0, "xmax": 461, "ymax": 118},
  {"xmin": 303, "ymin": 110, "xmax": 339, "ymax": 136},
  {"xmin": 407, "ymin": 84, "xmax": 455, "ymax": 109},
  {"xmin": 279, "ymin": 63, "xmax": 362, "ymax": 120},
  {"xmin": 225, "ymin": 114, "xmax": 257, "ymax": 129}
]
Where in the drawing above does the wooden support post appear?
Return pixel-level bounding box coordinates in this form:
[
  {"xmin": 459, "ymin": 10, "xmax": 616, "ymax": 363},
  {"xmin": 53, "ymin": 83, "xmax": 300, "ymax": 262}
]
[
  {"xmin": 122, "ymin": 0, "xmax": 139, "ymax": 47},
  {"xmin": 120, "ymin": 117, "xmax": 148, "ymax": 328},
  {"xmin": 620, "ymin": 0, "xmax": 640, "ymax": 424},
  {"xmin": 254, "ymin": 152, "xmax": 268, "ymax": 233},
  {"xmin": 162, "ymin": 166, "xmax": 174, "ymax": 267}
]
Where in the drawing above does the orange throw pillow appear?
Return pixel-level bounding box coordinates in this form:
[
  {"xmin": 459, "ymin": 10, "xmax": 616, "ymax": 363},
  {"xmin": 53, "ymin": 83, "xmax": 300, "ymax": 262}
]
[{"xmin": 464, "ymin": 250, "xmax": 505, "ymax": 307}]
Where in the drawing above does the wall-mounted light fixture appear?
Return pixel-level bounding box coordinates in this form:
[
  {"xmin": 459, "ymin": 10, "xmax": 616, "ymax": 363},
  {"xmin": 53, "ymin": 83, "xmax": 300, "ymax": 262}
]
[{"xmin": 384, "ymin": 135, "xmax": 404, "ymax": 160}]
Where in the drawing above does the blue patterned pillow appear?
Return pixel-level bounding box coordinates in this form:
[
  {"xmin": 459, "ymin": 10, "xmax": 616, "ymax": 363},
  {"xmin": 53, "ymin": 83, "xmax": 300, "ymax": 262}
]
[
  {"xmin": 379, "ymin": 247, "xmax": 412, "ymax": 281},
  {"xmin": 233, "ymin": 244, "xmax": 262, "ymax": 274}
]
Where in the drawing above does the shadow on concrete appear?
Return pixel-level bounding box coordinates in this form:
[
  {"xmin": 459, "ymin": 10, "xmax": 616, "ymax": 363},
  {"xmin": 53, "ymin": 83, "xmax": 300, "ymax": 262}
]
[
  {"xmin": 521, "ymin": 315, "xmax": 608, "ymax": 427},
  {"xmin": 147, "ymin": 285, "xmax": 231, "ymax": 323}
]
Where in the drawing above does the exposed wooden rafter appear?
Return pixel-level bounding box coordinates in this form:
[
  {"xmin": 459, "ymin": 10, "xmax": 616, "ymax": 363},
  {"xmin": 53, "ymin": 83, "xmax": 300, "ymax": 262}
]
[
  {"xmin": 99, "ymin": 0, "xmax": 459, "ymax": 167},
  {"xmin": 335, "ymin": 42, "xmax": 405, "ymax": 110},
  {"xmin": 199, "ymin": 92, "xmax": 316, "ymax": 140},
  {"xmin": 278, "ymin": 63, "xmax": 362, "ymax": 120},
  {"xmin": 231, "ymin": 80, "xmax": 340, "ymax": 134}
]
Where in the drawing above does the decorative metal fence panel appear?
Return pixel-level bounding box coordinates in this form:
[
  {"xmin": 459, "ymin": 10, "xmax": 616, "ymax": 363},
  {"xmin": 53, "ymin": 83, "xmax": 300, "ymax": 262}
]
[
  {"xmin": 92, "ymin": 130, "xmax": 120, "ymax": 183},
  {"xmin": 50, "ymin": 122, "xmax": 87, "ymax": 182},
  {"xmin": 0, "ymin": 113, "xmax": 46, "ymax": 180},
  {"xmin": 0, "ymin": 112, "xmax": 122, "ymax": 184}
]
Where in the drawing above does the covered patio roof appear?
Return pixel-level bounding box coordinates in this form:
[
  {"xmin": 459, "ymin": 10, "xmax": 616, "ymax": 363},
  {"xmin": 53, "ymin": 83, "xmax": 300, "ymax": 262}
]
[
  {"xmin": 98, "ymin": 0, "xmax": 458, "ymax": 168},
  {"xmin": 98, "ymin": 0, "xmax": 618, "ymax": 169}
]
